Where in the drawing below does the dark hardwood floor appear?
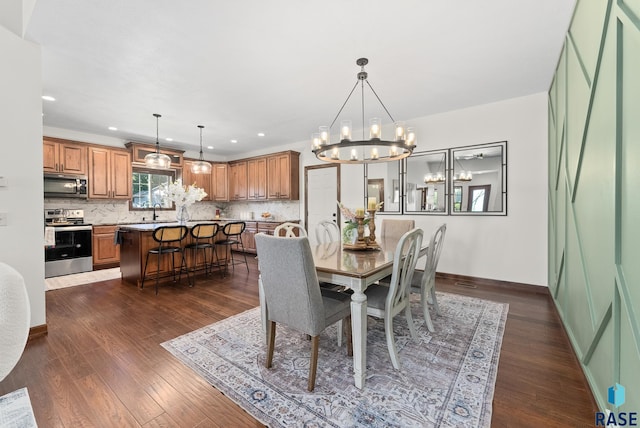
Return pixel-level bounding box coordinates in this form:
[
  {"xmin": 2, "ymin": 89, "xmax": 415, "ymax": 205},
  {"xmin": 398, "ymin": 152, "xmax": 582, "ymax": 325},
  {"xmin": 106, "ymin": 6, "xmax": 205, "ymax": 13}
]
[{"xmin": 0, "ymin": 259, "xmax": 597, "ymax": 427}]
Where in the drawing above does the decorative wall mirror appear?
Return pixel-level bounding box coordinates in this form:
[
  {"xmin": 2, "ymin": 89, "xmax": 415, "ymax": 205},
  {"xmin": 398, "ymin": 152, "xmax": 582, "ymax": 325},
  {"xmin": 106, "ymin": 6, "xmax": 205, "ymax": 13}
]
[
  {"xmin": 404, "ymin": 149, "xmax": 448, "ymax": 215},
  {"xmin": 365, "ymin": 160, "xmax": 401, "ymax": 214},
  {"xmin": 450, "ymin": 141, "xmax": 507, "ymax": 215}
]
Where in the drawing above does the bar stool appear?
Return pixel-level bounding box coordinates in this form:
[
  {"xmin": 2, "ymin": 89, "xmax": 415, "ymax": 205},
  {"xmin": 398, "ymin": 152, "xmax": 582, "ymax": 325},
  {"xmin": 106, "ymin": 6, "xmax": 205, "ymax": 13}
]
[
  {"xmin": 217, "ymin": 221, "xmax": 249, "ymax": 276},
  {"xmin": 141, "ymin": 225, "xmax": 191, "ymax": 295},
  {"xmin": 184, "ymin": 223, "xmax": 220, "ymax": 281}
]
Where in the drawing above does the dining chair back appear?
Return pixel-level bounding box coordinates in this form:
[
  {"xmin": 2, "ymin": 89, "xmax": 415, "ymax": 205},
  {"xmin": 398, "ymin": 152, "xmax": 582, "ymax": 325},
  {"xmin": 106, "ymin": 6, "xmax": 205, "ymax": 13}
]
[
  {"xmin": 255, "ymin": 233, "xmax": 352, "ymax": 391},
  {"xmin": 315, "ymin": 220, "xmax": 340, "ymax": 243},
  {"xmin": 380, "ymin": 219, "xmax": 415, "ymax": 240},
  {"xmin": 273, "ymin": 222, "xmax": 306, "ymax": 237},
  {"xmin": 184, "ymin": 223, "xmax": 220, "ymax": 280},
  {"xmin": 364, "ymin": 227, "xmax": 423, "ymax": 370},
  {"xmin": 141, "ymin": 225, "xmax": 191, "ymax": 294}
]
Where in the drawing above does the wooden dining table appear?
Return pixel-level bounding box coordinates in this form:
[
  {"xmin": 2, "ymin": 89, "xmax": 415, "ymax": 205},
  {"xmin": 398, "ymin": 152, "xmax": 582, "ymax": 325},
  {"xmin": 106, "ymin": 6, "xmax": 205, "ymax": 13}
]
[{"xmin": 311, "ymin": 236, "xmax": 427, "ymax": 389}]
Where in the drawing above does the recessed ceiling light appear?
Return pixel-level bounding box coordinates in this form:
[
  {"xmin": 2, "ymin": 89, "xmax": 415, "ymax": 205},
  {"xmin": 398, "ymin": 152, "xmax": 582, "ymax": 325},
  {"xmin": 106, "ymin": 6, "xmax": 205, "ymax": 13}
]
[
  {"xmin": 108, "ymin": 126, "xmax": 118, "ymax": 131},
  {"xmin": 230, "ymin": 139, "xmax": 238, "ymax": 144},
  {"xmin": 207, "ymin": 146, "xmax": 214, "ymax": 150},
  {"xmin": 42, "ymin": 95, "xmax": 56, "ymax": 101},
  {"xmin": 165, "ymin": 137, "xmax": 173, "ymax": 142},
  {"xmin": 257, "ymin": 132, "xmax": 265, "ymax": 137}
]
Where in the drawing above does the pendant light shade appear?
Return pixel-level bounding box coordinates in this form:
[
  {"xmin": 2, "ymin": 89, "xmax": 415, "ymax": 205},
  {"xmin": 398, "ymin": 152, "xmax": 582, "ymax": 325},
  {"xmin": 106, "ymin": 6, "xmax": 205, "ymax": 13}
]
[
  {"xmin": 191, "ymin": 125, "xmax": 212, "ymax": 174},
  {"xmin": 144, "ymin": 113, "xmax": 172, "ymax": 169}
]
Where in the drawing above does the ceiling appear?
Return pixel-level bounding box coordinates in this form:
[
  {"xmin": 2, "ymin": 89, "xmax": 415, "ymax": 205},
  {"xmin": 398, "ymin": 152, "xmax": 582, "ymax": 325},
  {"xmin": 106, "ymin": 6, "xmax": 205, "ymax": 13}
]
[{"xmin": 25, "ymin": 0, "xmax": 575, "ymax": 159}]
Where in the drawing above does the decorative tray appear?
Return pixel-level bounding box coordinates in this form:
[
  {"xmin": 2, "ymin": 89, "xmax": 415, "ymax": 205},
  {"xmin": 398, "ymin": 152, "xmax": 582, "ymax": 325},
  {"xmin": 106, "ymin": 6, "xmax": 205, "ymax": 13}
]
[{"xmin": 343, "ymin": 242, "xmax": 381, "ymax": 251}]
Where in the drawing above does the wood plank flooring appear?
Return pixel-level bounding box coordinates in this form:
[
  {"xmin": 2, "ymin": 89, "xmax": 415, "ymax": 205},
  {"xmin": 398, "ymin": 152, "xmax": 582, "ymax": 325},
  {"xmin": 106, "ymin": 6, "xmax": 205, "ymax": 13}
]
[{"xmin": 0, "ymin": 259, "xmax": 597, "ymax": 427}]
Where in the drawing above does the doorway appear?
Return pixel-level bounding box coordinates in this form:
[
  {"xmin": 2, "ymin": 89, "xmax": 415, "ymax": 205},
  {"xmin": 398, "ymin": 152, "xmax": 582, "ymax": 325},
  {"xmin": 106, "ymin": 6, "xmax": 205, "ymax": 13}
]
[{"xmin": 305, "ymin": 164, "xmax": 340, "ymax": 245}]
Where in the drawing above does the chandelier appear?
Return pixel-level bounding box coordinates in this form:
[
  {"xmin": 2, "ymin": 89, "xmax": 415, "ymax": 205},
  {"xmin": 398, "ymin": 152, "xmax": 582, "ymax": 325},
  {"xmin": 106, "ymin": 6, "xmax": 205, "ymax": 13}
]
[
  {"xmin": 311, "ymin": 58, "xmax": 416, "ymax": 164},
  {"xmin": 424, "ymin": 156, "xmax": 445, "ymax": 184},
  {"xmin": 190, "ymin": 125, "xmax": 212, "ymax": 174},
  {"xmin": 144, "ymin": 113, "xmax": 172, "ymax": 169},
  {"xmin": 453, "ymin": 156, "xmax": 473, "ymax": 182}
]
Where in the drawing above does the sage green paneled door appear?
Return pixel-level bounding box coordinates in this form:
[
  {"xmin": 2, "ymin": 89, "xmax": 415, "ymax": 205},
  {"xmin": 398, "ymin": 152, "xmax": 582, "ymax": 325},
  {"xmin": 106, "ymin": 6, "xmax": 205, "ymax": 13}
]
[{"xmin": 548, "ymin": 0, "xmax": 640, "ymax": 413}]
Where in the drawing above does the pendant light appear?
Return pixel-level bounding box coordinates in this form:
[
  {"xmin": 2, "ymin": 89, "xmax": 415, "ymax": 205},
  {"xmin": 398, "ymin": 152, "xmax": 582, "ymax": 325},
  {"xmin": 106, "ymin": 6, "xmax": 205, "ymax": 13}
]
[
  {"xmin": 190, "ymin": 125, "xmax": 212, "ymax": 174},
  {"xmin": 144, "ymin": 113, "xmax": 172, "ymax": 169}
]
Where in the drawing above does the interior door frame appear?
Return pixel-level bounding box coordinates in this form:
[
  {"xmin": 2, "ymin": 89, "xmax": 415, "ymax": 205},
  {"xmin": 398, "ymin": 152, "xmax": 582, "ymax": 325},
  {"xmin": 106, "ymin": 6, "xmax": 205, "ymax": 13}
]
[{"xmin": 304, "ymin": 163, "xmax": 341, "ymax": 234}]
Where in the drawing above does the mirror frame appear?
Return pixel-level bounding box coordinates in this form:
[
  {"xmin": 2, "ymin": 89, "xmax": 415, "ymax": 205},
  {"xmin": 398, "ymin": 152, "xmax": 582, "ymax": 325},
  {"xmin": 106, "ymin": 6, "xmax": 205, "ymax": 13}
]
[
  {"xmin": 365, "ymin": 160, "xmax": 402, "ymax": 214},
  {"xmin": 402, "ymin": 149, "xmax": 449, "ymax": 215},
  {"xmin": 449, "ymin": 140, "xmax": 507, "ymax": 216}
]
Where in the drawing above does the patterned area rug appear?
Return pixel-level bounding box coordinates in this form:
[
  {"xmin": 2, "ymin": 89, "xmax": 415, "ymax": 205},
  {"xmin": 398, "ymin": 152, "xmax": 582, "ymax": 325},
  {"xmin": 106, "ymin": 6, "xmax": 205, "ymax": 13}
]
[
  {"xmin": 45, "ymin": 268, "xmax": 121, "ymax": 291},
  {"xmin": 0, "ymin": 388, "xmax": 37, "ymax": 427},
  {"xmin": 162, "ymin": 292, "xmax": 508, "ymax": 427}
]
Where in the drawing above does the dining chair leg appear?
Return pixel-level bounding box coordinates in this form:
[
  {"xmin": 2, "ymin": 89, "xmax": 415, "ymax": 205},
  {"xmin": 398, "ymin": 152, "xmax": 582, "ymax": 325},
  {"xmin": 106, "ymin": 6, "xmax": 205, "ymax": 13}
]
[
  {"xmin": 405, "ymin": 304, "xmax": 418, "ymax": 339},
  {"xmin": 266, "ymin": 321, "xmax": 276, "ymax": 368},
  {"xmin": 421, "ymin": 288, "xmax": 435, "ymax": 333},
  {"xmin": 429, "ymin": 286, "xmax": 441, "ymax": 316},
  {"xmin": 308, "ymin": 335, "xmax": 319, "ymax": 392},
  {"xmin": 384, "ymin": 315, "xmax": 400, "ymax": 370}
]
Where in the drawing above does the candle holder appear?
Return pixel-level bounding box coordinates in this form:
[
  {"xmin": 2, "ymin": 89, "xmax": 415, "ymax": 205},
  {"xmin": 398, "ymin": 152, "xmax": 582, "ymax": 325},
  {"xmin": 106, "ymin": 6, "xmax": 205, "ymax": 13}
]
[{"xmin": 367, "ymin": 209, "xmax": 377, "ymax": 245}]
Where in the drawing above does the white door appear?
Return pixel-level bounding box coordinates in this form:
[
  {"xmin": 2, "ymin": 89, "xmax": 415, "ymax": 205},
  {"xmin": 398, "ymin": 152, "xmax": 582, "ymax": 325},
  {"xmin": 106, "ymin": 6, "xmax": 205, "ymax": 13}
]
[{"xmin": 305, "ymin": 165, "xmax": 339, "ymax": 245}]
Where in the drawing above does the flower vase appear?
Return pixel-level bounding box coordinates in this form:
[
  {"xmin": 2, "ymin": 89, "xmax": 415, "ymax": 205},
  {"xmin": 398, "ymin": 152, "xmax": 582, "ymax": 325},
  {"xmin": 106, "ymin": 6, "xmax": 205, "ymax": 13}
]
[
  {"xmin": 342, "ymin": 224, "xmax": 358, "ymax": 244},
  {"xmin": 176, "ymin": 205, "xmax": 190, "ymax": 224}
]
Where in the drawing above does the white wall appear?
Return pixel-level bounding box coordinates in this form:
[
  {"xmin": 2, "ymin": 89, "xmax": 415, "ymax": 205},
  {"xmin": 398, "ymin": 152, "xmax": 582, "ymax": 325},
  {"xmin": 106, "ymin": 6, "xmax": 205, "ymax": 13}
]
[{"xmin": 0, "ymin": 25, "xmax": 45, "ymax": 327}]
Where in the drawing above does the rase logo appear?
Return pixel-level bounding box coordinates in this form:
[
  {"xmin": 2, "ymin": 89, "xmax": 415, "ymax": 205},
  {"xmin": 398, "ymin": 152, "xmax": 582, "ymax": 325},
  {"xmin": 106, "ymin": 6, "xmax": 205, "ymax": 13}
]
[{"xmin": 595, "ymin": 383, "xmax": 637, "ymax": 426}]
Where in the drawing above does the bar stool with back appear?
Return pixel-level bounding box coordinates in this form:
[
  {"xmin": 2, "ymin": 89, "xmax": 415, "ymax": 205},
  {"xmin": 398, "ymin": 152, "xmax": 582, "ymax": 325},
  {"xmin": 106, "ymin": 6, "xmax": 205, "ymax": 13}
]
[
  {"xmin": 141, "ymin": 225, "xmax": 192, "ymax": 295},
  {"xmin": 217, "ymin": 221, "xmax": 249, "ymax": 276},
  {"xmin": 184, "ymin": 223, "xmax": 220, "ymax": 281}
]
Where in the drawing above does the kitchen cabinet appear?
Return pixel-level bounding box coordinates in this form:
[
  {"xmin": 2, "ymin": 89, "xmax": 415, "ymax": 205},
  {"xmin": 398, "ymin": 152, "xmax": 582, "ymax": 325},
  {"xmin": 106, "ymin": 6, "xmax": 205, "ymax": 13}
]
[
  {"xmin": 211, "ymin": 163, "xmax": 229, "ymax": 201},
  {"xmin": 240, "ymin": 221, "xmax": 297, "ymax": 254},
  {"xmin": 88, "ymin": 147, "xmax": 132, "ymax": 199},
  {"xmin": 182, "ymin": 159, "xmax": 212, "ymax": 201},
  {"xmin": 267, "ymin": 151, "xmax": 300, "ymax": 200},
  {"xmin": 247, "ymin": 157, "xmax": 267, "ymax": 200},
  {"xmin": 126, "ymin": 142, "xmax": 184, "ymax": 168},
  {"xmin": 229, "ymin": 161, "xmax": 247, "ymax": 201},
  {"xmin": 93, "ymin": 225, "xmax": 120, "ymax": 268},
  {"xmin": 43, "ymin": 137, "xmax": 87, "ymax": 175}
]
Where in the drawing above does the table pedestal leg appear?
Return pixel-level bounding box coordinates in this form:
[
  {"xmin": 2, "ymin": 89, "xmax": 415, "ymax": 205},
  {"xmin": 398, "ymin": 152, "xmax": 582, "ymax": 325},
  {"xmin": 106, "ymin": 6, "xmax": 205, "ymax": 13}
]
[{"xmin": 350, "ymin": 289, "xmax": 367, "ymax": 389}]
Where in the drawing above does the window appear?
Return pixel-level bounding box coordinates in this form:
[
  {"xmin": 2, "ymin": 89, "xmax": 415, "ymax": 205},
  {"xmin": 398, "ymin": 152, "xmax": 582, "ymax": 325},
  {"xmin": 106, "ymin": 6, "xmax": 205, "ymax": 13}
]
[
  {"xmin": 453, "ymin": 186, "xmax": 462, "ymax": 212},
  {"xmin": 131, "ymin": 168, "xmax": 175, "ymax": 209}
]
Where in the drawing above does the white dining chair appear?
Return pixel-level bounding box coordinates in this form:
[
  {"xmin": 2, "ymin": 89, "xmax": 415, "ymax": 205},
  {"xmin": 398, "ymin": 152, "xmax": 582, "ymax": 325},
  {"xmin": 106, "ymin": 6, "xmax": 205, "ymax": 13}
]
[
  {"xmin": 364, "ymin": 228, "xmax": 423, "ymax": 370},
  {"xmin": 274, "ymin": 222, "xmax": 307, "ymax": 237},
  {"xmin": 315, "ymin": 220, "xmax": 340, "ymax": 243}
]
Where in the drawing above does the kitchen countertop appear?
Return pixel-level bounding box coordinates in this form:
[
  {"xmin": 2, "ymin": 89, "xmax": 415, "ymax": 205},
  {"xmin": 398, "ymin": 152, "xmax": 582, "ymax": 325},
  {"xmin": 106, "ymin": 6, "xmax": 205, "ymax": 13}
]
[{"xmin": 115, "ymin": 218, "xmax": 301, "ymax": 230}]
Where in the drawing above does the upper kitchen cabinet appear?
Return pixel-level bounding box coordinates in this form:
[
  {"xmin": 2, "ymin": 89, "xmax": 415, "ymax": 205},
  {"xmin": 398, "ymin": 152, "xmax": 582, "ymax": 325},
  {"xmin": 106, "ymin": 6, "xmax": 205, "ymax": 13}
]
[
  {"xmin": 182, "ymin": 159, "xmax": 212, "ymax": 201},
  {"xmin": 126, "ymin": 142, "xmax": 183, "ymax": 168},
  {"xmin": 211, "ymin": 163, "xmax": 229, "ymax": 202},
  {"xmin": 88, "ymin": 146, "xmax": 132, "ymax": 199},
  {"xmin": 267, "ymin": 151, "xmax": 300, "ymax": 200},
  {"xmin": 247, "ymin": 157, "xmax": 267, "ymax": 200},
  {"xmin": 229, "ymin": 161, "xmax": 248, "ymax": 201},
  {"xmin": 43, "ymin": 137, "xmax": 87, "ymax": 175}
]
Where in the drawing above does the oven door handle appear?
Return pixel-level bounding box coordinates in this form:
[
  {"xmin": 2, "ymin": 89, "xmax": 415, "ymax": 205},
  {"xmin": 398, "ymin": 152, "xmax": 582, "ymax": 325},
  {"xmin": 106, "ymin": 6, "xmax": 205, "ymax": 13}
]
[{"xmin": 52, "ymin": 226, "xmax": 92, "ymax": 232}]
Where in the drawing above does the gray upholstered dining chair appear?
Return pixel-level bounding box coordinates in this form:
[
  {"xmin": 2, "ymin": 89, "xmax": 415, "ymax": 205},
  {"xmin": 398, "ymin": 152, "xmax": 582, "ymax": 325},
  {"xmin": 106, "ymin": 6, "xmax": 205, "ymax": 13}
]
[
  {"xmin": 315, "ymin": 220, "xmax": 340, "ymax": 243},
  {"xmin": 364, "ymin": 227, "xmax": 423, "ymax": 370},
  {"xmin": 273, "ymin": 222, "xmax": 306, "ymax": 237},
  {"xmin": 255, "ymin": 233, "xmax": 352, "ymax": 391},
  {"xmin": 380, "ymin": 219, "xmax": 415, "ymax": 240},
  {"xmin": 379, "ymin": 223, "xmax": 447, "ymax": 333}
]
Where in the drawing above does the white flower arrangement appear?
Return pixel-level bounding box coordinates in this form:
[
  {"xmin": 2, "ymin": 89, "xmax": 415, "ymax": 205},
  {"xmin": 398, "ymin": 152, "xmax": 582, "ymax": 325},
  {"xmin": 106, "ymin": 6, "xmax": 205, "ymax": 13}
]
[{"xmin": 163, "ymin": 179, "xmax": 207, "ymax": 207}]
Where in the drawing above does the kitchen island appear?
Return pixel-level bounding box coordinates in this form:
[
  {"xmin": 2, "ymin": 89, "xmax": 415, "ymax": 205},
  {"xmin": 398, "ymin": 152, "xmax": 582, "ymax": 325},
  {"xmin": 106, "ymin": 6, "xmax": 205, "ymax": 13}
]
[{"xmin": 118, "ymin": 221, "xmax": 230, "ymax": 288}]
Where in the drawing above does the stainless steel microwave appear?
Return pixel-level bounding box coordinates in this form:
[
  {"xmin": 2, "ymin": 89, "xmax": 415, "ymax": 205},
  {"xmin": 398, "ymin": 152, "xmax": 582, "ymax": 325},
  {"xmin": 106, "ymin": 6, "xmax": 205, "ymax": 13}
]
[{"xmin": 44, "ymin": 174, "xmax": 88, "ymax": 198}]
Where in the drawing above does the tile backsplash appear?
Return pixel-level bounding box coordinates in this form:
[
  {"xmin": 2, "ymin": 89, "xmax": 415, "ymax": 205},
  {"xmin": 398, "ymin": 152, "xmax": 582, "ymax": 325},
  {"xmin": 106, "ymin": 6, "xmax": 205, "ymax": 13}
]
[{"xmin": 44, "ymin": 199, "xmax": 301, "ymax": 225}]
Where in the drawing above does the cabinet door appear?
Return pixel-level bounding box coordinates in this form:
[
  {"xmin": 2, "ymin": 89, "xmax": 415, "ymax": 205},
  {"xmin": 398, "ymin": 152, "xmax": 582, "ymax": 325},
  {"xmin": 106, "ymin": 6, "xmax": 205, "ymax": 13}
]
[
  {"xmin": 267, "ymin": 154, "xmax": 291, "ymax": 199},
  {"xmin": 59, "ymin": 143, "xmax": 87, "ymax": 174},
  {"xmin": 229, "ymin": 162, "xmax": 247, "ymax": 201},
  {"xmin": 212, "ymin": 163, "xmax": 228, "ymax": 201},
  {"xmin": 88, "ymin": 147, "xmax": 111, "ymax": 198},
  {"xmin": 111, "ymin": 150, "xmax": 132, "ymax": 199},
  {"xmin": 93, "ymin": 226, "xmax": 120, "ymax": 266},
  {"xmin": 43, "ymin": 139, "xmax": 58, "ymax": 173},
  {"xmin": 247, "ymin": 157, "xmax": 267, "ymax": 200}
]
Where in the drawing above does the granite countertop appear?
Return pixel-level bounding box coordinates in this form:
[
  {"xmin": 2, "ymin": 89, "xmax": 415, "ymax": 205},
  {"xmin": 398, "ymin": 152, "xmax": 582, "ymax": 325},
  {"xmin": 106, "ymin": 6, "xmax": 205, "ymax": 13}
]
[{"xmin": 115, "ymin": 218, "xmax": 301, "ymax": 230}]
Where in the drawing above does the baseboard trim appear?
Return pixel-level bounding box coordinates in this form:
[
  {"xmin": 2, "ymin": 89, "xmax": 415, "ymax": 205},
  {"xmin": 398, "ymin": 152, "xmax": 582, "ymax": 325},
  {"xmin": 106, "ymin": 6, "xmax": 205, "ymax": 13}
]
[
  {"xmin": 436, "ymin": 272, "xmax": 550, "ymax": 296},
  {"xmin": 28, "ymin": 324, "xmax": 48, "ymax": 341}
]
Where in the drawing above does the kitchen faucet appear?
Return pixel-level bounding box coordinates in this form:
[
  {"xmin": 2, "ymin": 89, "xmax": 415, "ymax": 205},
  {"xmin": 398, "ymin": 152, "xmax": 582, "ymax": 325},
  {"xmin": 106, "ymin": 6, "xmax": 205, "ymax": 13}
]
[{"xmin": 152, "ymin": 203, "xmax": 161, "ymax": 221}]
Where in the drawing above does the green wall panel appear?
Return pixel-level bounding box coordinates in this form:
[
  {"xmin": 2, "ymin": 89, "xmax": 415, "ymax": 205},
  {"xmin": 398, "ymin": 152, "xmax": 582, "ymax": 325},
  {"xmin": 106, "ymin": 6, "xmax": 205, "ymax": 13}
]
[
  {"xmin": 549, "ymin": 0, "xmax": 640, "ymax": 411},
  {"xmin": 620, "ymin": 18, "xmax": 640, "ymax": 313}
]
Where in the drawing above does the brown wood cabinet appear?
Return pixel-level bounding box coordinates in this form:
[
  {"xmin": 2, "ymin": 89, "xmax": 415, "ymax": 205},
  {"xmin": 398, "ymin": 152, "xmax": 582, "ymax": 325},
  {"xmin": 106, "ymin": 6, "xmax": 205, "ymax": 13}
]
[
  {"xmin": 126, "ymin": 142, "xmax": 184, "ymax": 167},
  {"xmin": 240, "ymin": 221, "xmax": 296, "ymax": 254},
  {"xmin": 182, "ymin": 159, "xmax": 212, "ymax": 201},
  {"xmin": 229, "ymin": 161, "xmax": 248, "ymax": 201},
  {"xmin": 267, "ymin": 151, "xmax": 300, "ymax": 200},
  {"xmin": 88, "ymin": 147, "xmax": 132, "ymax": 199},
  {"xmin": 247, "ymin": 157, "xmax": 267, "ymax": 200},
  {"xmin": 93, "ymin": 225, "xmax": 120, "ymax": 268},
  {"xmin": 43, "ymin": 137, "xmax": 87, "ymax": 175},
  {"xmin": 211, "ymin": 163, "xmax": 229, "ymax": 201}
]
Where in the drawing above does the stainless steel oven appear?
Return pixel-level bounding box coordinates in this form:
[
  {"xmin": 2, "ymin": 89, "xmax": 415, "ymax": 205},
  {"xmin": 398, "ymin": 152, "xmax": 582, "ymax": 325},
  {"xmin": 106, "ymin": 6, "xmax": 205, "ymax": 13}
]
[{"xmin": 44, "ymin": 209, "xmax": 93, "ymax": 278}]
